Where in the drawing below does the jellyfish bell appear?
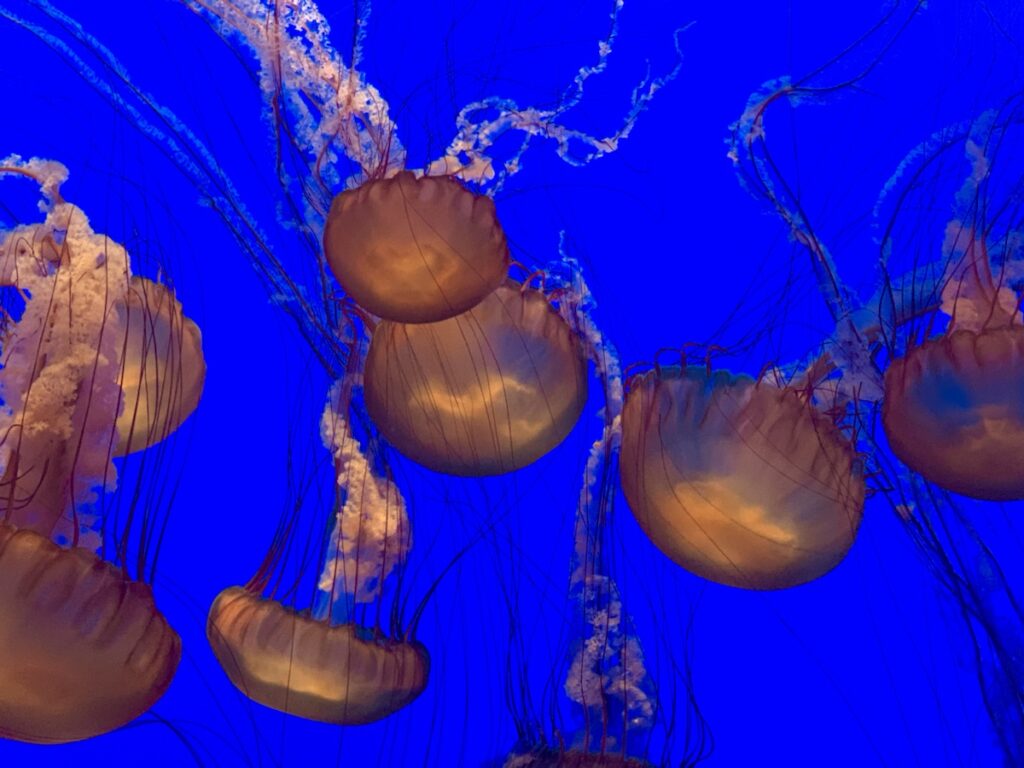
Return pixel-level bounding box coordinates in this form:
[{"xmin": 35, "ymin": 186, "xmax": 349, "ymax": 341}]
[
  {"xmin": 883, "ymin": 326, "xmax": 1024, "ymax": 501},
  {"xmin": 207, "ymin": 586, "xmax": 429, "ymax": 725},
  {"xmin": 619, "ymin": 365, "xmax": 865, "ymax": 590},
  {"xmin": 0, "ymin": 523, "xmax": 180, "ymax": 744},
  {"xmin": 363, "ymin": 279, "xmax": 588, "ymax": 476},
  {"xmin": 112, "ymin": 276, "xmax": 206, "ymax": 457},
  {"xmin": 323, "ymin": 170, "xmax": 510, "ymax": 324},
  {"xmin": 882, "ymin": 228, "xmax": 1024, "ymax": 500}
]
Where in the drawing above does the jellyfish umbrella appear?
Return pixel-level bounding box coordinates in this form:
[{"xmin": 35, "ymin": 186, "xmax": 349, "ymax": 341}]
[
  {"xmin": 620, "ymin": 367, "xmax": 865, "ymax": 590},
  {"xmin": 0, "ymin": 526, "xmax": 179, "ymax": 743},
  {"xmin": 323, "ymin": 171, "xmax": 510, "ymax": 324},
  {"xmin": 207, "ymin": 587, "xmax": 429, "ymax": 725},
  {"xmin": 364, "ymin": 280, "xmax": 588, "ymax": 476},
  {"xmin": 112, "ymin": 277, "xmax": 206, "ymax": 456},
  {"xmin": 883, "ymin": 229, "xmax": 1024, "ymax": 501}
]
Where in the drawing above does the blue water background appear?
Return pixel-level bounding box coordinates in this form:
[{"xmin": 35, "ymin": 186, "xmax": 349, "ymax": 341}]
[{"xmin": 0, "ymin": 1, "xmax": 1021, "ymax": 765}]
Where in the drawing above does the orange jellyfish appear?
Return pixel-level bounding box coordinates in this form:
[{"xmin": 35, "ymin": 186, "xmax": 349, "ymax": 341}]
[
  {"xmin": 112, "ymin": 277, "xmax": 206, "ymax": 456},
  {"xmin": 619, "ymin": 365, "xmax": 865, "ymax": 590},
  {"xmin": 207, "ymin": 587, "xmax": 428, "ymax": 724},
  {"xmin": 363, "ymin": 279, "xmax": 588, "ymax": 476},
  {"xmin": 207, "ymin": 372, "xmax": 428, "ymax": 724},
  {"xmin": 0, "ymin": 159, "xmax": 204, "ymax": 743},
  {"xmin": 883, "ymin": 223, "xmax": 1024, "ymax": 501},
  {"xmin": 323, "ymin": 171, "xmax": 510, "ymax": 324}
]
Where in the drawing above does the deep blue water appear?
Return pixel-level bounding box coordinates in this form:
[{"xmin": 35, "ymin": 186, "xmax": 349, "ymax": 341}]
[{"xmin": 0, "ymin": 1, "xmax": 1022, "ymax": 766}]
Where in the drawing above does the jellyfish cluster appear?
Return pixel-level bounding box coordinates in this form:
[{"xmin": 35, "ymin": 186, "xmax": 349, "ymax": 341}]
[
  {"xmin": 208, "ymin": 155, "xmax": 593, "ymax": 728},
  {"xmin": 1, "ymin": 0, "xmax": 1023, "ymax": 766},
  {"xmin": 0, "ymin": 158, "xmax": 205, "ymax": 743}
]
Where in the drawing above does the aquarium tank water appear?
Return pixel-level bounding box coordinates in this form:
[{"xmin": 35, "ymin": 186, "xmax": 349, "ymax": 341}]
[{"xmin": 0, "ymin": 1, "xmax": 1022, "ymax": 766}]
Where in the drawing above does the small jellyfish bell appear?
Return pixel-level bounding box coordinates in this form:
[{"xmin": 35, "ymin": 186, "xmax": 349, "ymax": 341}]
[
  {"xmin": 363, "ymin": 276, "xmax": 589, "ymax": 476},
  {"xmin": 883, "ymin": 223, "xmax": 1024, "ymax": 500},
  {"xmin": 207, "ymin": 586, "xmax": 429, "ymax": 725},
  {"xmin": 207, "ymin": 370, "xmax": 429, "ymax": 725},
  {"xmin": 619, "ymin": 361, "xmax": 865, "ymax": 590},
  {"xmin": 0, "ymin": 158, "xmax": 205, "ymax": 742},
  {"xmin": 323, "ymin": 170, "xmax": 510, "ymax": 323},
  {"xmin": 112, "ymin": 276, "xmax": 205, "ymax": 456}
]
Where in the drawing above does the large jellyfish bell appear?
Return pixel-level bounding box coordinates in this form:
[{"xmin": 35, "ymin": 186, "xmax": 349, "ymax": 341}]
[
  {"xmin": 0, "ymin": 159, "xmax": 204, "ymax": 743},
  {"xmin": 620, "ymin": 364, "xmax": 865, "ymax": 590},
  {"xmin": 364, "ymin": 278, "xmax": 589, "ymax": 476}
]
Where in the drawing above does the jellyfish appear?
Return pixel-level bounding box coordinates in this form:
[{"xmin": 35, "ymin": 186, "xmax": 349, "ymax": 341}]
[
  {"xmin": 206, "ymin": 365, "xmax": 428, "ymax": 724},
  {"xmin": 0, "ymin": 525, "xmax": 179, "ymax": 743},
  {"xmin": 112, "ymin": 276, "xmax": 205, "ymax": 456},
  {"xmin": 882, "ymin": 136, "xmax": 1024, "ymax": 500},
  {"xmin": 207, "ymin": 589, "xmax": 428, "ymax": 724},
  {"xmin": 869, "ymin": 101, "xmax": 1024, "ymax": 762},
  {"xmin": 0, "ymin": 158, "xmax": 204, "ymax": 743},
  {"xmin": 323, "ymin": 170, "xmax": 510, "ymax": 323},
  {"xmin": 364, "ymin": 278, "xmax": 588, "ymax": 476},
  {"xmin": 618, "ymin": 363, "xmax": 865, "ymax": 591}
]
